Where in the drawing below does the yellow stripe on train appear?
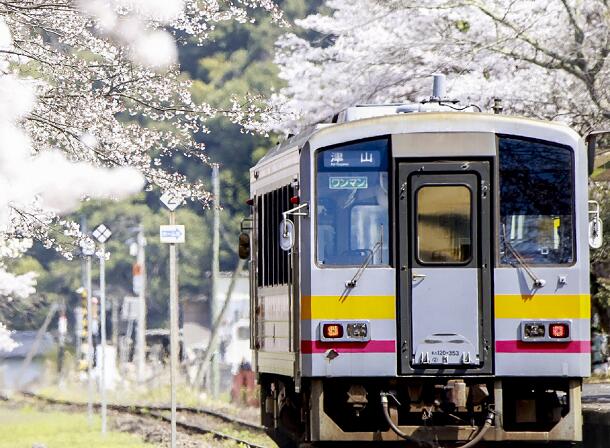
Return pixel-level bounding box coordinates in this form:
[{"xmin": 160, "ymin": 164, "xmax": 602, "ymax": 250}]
[
  {"xmin": 301, "ymin": 295, "xmax": 395, "ymax": 320},
  {"xmin": 495, "ymin": 294, "xmax": 590, "ymax": 319}
]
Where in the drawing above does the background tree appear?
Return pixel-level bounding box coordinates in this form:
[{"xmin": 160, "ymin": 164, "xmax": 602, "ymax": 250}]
[
  {"xmin": 6, "ymin": 0, "xmax": 325, "ymax": 331},
  {"xmin": 273, "ymin": 0, "xmax": 610, "ymax": 328},
  {"xmin": 0, "ymin": 0, "xmax": 283, "ymax": 343},
  {"xmin": 274, "ymin": 0, "xmax": 609, "ymax": 133}
]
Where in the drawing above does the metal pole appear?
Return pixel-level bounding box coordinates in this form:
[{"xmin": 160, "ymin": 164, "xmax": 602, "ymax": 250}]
[
  {"xmin": 211, "ymin": 164, "xmax": 220, "ymax": 397},
  {"xmin": 77, "ymin": 216, "xmax": 88, "ymax": 362},
  {"xmin": 99, "ymin": 242, "xmax": 107, "ymax": 435},
  {"xmin": 86, "ymin": 255, "xmax": 94, "ymax": 426},
  {"xmin": 136, "ymin": 226, "xmax": 147, "ymax": 382},
  {"xmin": 169, "ymin": 211, "xmax": 179, "ymax": 448}
]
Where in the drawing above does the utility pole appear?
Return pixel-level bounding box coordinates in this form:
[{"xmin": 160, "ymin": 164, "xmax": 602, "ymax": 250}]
[
  {"xmin": 80, "ymin": 237, "xmax": 95, "ymax": 427},
  {"xmin": 160, "ymin": 192, "xmax": 185, "ymax": 448},
  {"xmin": 136, "ymin": 226, "xmax": 147, "ymax": 383},
  {"xmin": 93, "ymin": 224, "xmax": 112, "ymax": 436},
  {"xmin": 211, "ymin": 164, "xmax": 220, "ymax": 398},
  {"xmin": 57, "ymin": 302, "xmax": 67, "ymax": 385},
  {"xmin": 111, "ymin": 295, "xmax": 118, "ymax": 362},
  {"xmin": 76, "ymin": 216, "xmax": 88, "ymax": 362}
]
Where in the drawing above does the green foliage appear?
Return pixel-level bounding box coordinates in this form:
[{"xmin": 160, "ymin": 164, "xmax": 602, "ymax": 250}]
[
  {"xmin": 18, "ymin": 194, "xmax": 241, "ymax": 329},
  {"xmin": 181, "ymin": 0, "xmax": 322, "ymax": 219},
  {"xmin": 455, "ymin": 20, "xmax": 470, "ymax": 33}
]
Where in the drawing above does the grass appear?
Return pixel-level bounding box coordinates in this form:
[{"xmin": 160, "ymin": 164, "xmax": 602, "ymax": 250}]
[{"xmin": 0, "ymin": 406, "xmax": 156, "ymax": 448}]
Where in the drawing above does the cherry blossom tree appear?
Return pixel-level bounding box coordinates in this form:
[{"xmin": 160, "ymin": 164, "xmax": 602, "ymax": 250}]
[
  {"xmin": 274, "ymin": 0, "xmax": 609, "ymax": 133},
  {"xmin": 0, "ymin": 0, "xmax": 282, "ymax": 350}
]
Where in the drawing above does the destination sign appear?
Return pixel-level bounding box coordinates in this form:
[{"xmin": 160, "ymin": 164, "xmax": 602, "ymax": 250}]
[{"xmin": 323, "ymin": 150, "xmax": 382, "ymax": 169}]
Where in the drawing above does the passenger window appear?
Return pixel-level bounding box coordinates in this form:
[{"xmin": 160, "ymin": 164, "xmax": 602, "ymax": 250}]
[
  {"xmin": 499, "ymin": 137, "xmax": 574, "ymax": 264},
  {"xmin": 316, "ymin": 138, "xmax": 389, "ymax": 266},
  {"xmin": 416, "ymin": 185, "xmax": 472, "ymax": 264}
]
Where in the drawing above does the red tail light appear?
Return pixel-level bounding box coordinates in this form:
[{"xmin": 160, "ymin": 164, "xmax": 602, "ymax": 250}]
[
  {"xmin": 549, "ymin": 323, "xmax": 569, "ymax": 339},
  {"xmin": 290, "ymin": 195, "xmax": 300, "ymax": 205},
  {"xmin": 323, "ymin": 323, "xmax": 343, "ymax": 339}
]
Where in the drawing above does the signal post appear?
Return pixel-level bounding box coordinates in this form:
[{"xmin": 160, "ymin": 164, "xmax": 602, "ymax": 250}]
[{"xmin": 160, "ymin": 192, "xmax": 185, "ymax": 448}]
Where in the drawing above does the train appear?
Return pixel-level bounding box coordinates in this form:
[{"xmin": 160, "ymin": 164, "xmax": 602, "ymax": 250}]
[{"xmin": 239, "ymin": 76, "xmax": 605, "ymax": 447}]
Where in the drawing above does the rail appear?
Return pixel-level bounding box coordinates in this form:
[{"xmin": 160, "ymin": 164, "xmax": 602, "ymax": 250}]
[{"xmin": 19, "ymin": 392, "xmax": 266, "ymax": 448}]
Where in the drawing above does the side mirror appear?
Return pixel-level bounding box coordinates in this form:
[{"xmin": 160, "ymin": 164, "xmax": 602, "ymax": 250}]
[
  {"xmin": 238, "ymin": 232, "xmax": 250, "ymax": 260},
  {"xmin": 279, "ymin": 218, "xmax": 295, "ymax": 251},
  {"xmin": 589, "ymin": 200, "xmax": 603, "ymax": 249},
  {"xmin": 238, "ymin": 217, "xmax": 253, "ymax": 260}
]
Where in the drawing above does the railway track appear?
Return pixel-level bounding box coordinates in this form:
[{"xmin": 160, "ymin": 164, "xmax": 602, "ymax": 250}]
[{"xmin": 20, "ymin": 391, "xmax": 268, "ymax": 448}]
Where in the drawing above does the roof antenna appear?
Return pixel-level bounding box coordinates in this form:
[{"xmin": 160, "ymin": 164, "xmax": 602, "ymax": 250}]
[
  {"xmin": 422, "ymin": 74, "xmax": 481, "ymax": 111},
  {"xmin": 431, "ymin": 73, "xmax": 446, "ymax": 101},
  {"xmin": 422, "ymin": 74, "xmax": 457, "ymax": 105}
]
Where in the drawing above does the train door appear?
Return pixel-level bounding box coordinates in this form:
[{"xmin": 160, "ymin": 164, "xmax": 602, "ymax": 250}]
[{"xmin": 398, "ymin": 161, "xmax": 493, "ymax": 374}]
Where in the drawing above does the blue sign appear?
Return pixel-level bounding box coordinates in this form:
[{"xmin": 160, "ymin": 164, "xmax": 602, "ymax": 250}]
[
  {"xmin": 323, "ymin": 150, "xmax": 382, "ymax": 169},
  {"xmin": 160, "ymin": 225, "xmax": 185, "ymax": 244}
]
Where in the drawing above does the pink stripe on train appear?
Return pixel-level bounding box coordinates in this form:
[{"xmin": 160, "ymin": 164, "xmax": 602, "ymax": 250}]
[
  {"xmin": 496, "ymin": 340, "xmax": 590, "ymax": 353},
  {"xmin": 301, "ymin": 340, "xmax": 396, "ymax": 354}
]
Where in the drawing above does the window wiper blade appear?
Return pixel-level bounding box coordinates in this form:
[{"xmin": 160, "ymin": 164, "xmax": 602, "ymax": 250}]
[
  {"xmin": 501, "ymin": 224, "xmax": 546, "ymax": 288},
  {"xmin": 345, "ymin": 241, "xmax": 382, "ymax": 288}
]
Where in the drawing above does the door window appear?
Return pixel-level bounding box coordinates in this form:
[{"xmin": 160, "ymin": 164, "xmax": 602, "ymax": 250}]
[{"xmin": 416, "ymin": 185, "xmax": 472, "ymax": 264}]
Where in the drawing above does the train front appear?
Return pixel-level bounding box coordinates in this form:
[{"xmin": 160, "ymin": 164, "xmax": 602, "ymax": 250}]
[{"xmin": 295, "ymin": 112, "xmax": 590, "ymax": 445}]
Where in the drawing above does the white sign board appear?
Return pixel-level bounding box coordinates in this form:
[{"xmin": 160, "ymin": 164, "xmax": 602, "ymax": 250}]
[
  {"xmin": 160, "ymin": 192, "xmax": 183, "ymax": 211},
  {"xmin": 160, "ymin": 225, "xmax": 185, "ymax": 244},
  {"xmin": 121, "ymin": 296, "xmax": 140, "ymax": 321}
]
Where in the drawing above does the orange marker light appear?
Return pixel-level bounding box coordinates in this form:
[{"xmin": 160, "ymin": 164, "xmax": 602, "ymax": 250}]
[
  {"xmin": 549, "ymin": 323, "xmax": 569, "ymax": 339},
  {"xmin": 323, "ymin": 323, "xmax": 343, "ymax": 339}
]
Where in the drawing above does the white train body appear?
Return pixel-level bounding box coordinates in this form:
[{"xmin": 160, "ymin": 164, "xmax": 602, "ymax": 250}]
[{"xmin": 247, "ymin": 108, "xmax": 591, "ymax": 446}]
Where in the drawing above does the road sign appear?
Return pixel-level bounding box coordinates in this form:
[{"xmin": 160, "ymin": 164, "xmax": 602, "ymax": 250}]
[
  {"xmin": 160, "ymin": 225, "xmax": 185, "ymax": 244},
  {"xmin": 93, "ymin": 224, "xmax": 112, "ymax": 243},
  {"xmin": 160, "ymin": 192, "xmax": 183, "ymax": 211}
]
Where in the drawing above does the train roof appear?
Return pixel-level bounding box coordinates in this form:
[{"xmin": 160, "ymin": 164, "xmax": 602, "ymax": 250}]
[{"xmin": 254, "ymin": 111, "xmax": 582, "ymax": 170}]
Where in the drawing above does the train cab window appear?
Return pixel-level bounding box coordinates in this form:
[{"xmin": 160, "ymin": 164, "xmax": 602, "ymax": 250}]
[
  {"xmin": 416, "ymin": 185, "xmax": 472, "ymax": 263},
  {"xmin": 499, "ymin": 136, "xmax": 574, "ymax": 265},
  {"xmin": 316, "ymin": 138, "xmax": 390, "ymax": 266}
]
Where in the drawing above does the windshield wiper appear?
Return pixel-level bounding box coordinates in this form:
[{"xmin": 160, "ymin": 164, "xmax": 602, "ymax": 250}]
[
  {"xmin": 501, "ymin": 224, "xmax": 546, "ymax": 288},
  {"xmin": 345, "ymin": 240, "xmax": 382, "ymax": 288}
]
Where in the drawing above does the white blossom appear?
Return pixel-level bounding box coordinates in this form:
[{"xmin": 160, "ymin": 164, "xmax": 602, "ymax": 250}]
[
  {"xmin": 0, "ymin": 0, "xmax": 282, "ymax": 345},
  {"xmin": 273, "ymin": 0, "xmax": 609, "ymax": 133},
  {"xmin": 0, "ymin": 0, "xmax": 282, "ymax": 254},
  {"xmin": 0, "ymin": 270, "xmax": 36, "ymax": 300},
  {"xmin": 0, "ymin": 322, "xmax": 17, "ymax": 352}
]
